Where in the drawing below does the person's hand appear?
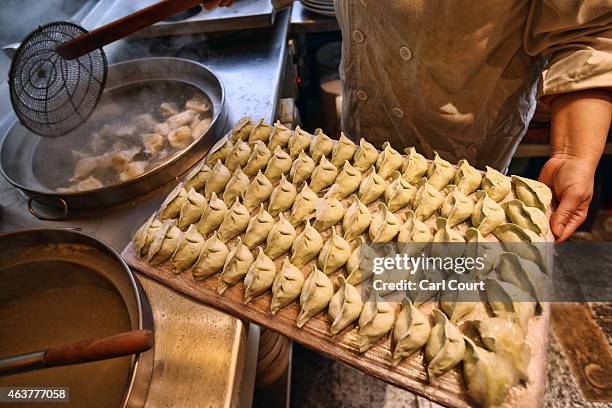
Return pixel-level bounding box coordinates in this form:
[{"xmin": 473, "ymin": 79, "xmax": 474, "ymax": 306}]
[
  {"xmin": 202, "ymin": 0, "xmax": 234, "ymax": 10},
  {"xmin": 538, "ymin": 155, "xmax": 596, "ymax": 241}
]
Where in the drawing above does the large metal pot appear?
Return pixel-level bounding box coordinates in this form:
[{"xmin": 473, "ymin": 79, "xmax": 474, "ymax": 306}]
[
  {"xmin": 0, "ymin": 229, "xmax": 154, "ymax": 407},
  {"xmin": 0, "ymin": 57, "xmax": 227, "ymax": 218}
]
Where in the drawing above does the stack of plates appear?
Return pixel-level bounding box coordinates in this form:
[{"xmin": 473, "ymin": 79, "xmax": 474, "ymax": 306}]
[{"xmin": 300, "ymin": 0, "xmax": 335, "ymax": 17}]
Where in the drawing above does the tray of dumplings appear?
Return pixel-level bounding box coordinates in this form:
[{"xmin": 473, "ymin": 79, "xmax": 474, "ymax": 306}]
[{"xmin": 122, "ymin": 117, "xmax": 554, "ymax": 408}]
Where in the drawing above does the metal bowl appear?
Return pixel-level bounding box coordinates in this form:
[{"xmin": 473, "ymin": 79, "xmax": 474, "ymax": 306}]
[
  {"xmin": 0, "ymin": 57, "xmax": 227, "ymax": 216},
  {"xmin": 0, "ymin": 228, "xmax": 154, "ymax": 408}
]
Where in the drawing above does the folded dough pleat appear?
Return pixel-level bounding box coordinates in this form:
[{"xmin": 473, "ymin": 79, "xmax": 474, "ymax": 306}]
[
  {"xmin": 271, "ymin": 257, "xmax": 305, "ymax": 314},
  {"xmin": 264, "ymin": 213, "xmax": 297, "ymax": 259},
  {"xmin": 318, "ymin": 226, "xmax": 351, "ymax": 275},
  {"xmin": 343, "ymin": 195, "xmax": 372, "ymax": 242},
  {"xmin": 133, "ymin": 213, "xmax": 163, "ymax": 256},
  {"xmin": 391, "ymin": 298, "xmax": 431, "ymax": 365},
  {"xmin": 223, "ymin": 167, "xmax": 251, "ymax": 206},
  {"xmin": 268, "ymin": 175, "xmax": 298, "ymax": 217},
  {"xmin": 290, "ymin": 219, "xmax": 323, "ymax": 267},
  {"xmin": 196, "ymin": 192, "xmax": 228, "ymax": 236},
  {"xmin": 297, "ymin": 266, "xmax": 334, "ymax": 328},
  {"xmin": 328, "ymin": 276, "xmax": 363, "ymax": 335},
  {"xmin": 401, "ymin": 147, "xmax": 428, "ymax": 183},
  {"xmin": 243, "ymin": 204, "xmax": 275, "ymax": 248},
  {"xmin": 243, "ymin": 170, "xmax": 273, "ymax": 212},
  {"xmin": 330, "ymin": 132, "xmax": 356, "ymax": 168},
  {"xmin": 267, "ymin": 121, "xmax": 292, "ymax": 151},
  {"xmin": 185, "ymin": 160, "xmax": 211, "ymax": 192},
  {"xmin": 204, "ymin": 160, "xmax": 231, "ymax": 199},
  {"xmin": 511, "ymin": 175, "xmax": 552, "ymax": 212},
  {"xmin": 229, "ymin": 116, "xmax": 254, "ymax": 143},
  {"xmin": 502, "ymin": 199, "xmax": 549, "ymax": 236},
  {"xmin": 427, "ymin": 152, "xmax": 455, "ymax": 191},
  {"xmin": 147, "ymin": 219, "xmax": 183, "ymax": 265},
  {"xmin": 312, "ymin": 197, "xmax": 345, "ymax": 232},
  {"xmin": 385, "ymin": 171, "xmax": 416, "ymax": 212},
  {"xmin": 376, "ymin": 142, "xmax": 404, "ymax": 179},
  {"xmin": 481, "ymin": 166, "xmax": 511, "ymax": 202},
  {"xmin": 206, "ymin": 139, "xmax": 232, "ymax": 166},
  {"xmin": 424, "ymin": 309, "xmax": 466, "ymax": 377},
  {"xmin": 310, "ymin": 156, "xmax": 338, "ymax": 193},
  {"xmin": 353, "ymin": 138, "xmax": 378, "ymax": 172},
  {"xmin": 218, "ymin": 237, "xmax": 254, "ymax": 294},
  {"xmin": 358, "ymin": 166, "xmax": 386, "ymax": 205},
  {"xmin": 178, "ymin": 188, "xmax": 207, "ymax": 230},
  {"xmin": 454, "ymin": 159, "xmax": 482, "ymax": 195},
  {"xmin": 357, "ymin": 293, "xmax": 396, "ymax": 353},
  {"xmin": 264, "ymin": 146, "xmax": 293, "ymax": 182},
  {"xmin": 288, "ymin": 126, "xmax": 313, "ymax": 158},
  {"xmin": 440, "ymin": 185, "xmax": 474, "ymax": 227},
  {"xmin": 369, "ymin": 202, "xmax": 400, "ymax": 242},
  {"xmin": 192, "ymin": 231, "xmax": 229, "ymax": 280},
  {"xmin": 248, "ymin": 119, "xmax": 273, "ymax": 145},
  {"xmin": 159, "ymin": 183, "xmax": 188, "ymax": 220},
  {"xmin": 483, "ymin": 279, "xmax": 536, "ymax": 330},
  {"xmin": 242, "ymin": 140, "xmax": 272, "ymax": 176},
  {"xmin": 225, "ymin": 139, "xmax": 252, "ymax": 172},
  {"xmin": 471, "ymin": 190, "xmax": 506, "ymax": 236},
  {"xmin": 171, "ymin": 224, "xmax": 205, "ymax": 272},
  {"xmin": 218, "ymin": 198, "xmax": 250, "ymax": 242},
  {"xmin": 325, "ymin": 161, "xmax": 362, "ymax": 200},
  {"xmin": 309, "ymin": 128, "xmax": 334, "ymax": 163},
  {"xmin": 289, "ymin": 150, "xmax": 316, "ymax": 186},
  {"xmin": 244, "ymin": 248, "xmax": 277, "ymax": 303}
]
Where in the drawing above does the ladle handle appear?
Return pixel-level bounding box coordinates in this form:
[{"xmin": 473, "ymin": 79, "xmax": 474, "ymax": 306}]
[{"xmin": 56, "ymin": 0, "xmax": 203, "ymax": 60}]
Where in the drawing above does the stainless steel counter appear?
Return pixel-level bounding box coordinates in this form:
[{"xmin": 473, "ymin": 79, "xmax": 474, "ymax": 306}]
[{"xmin": 0, "ymin": 7, "xmax": 291, "ymax": 407}]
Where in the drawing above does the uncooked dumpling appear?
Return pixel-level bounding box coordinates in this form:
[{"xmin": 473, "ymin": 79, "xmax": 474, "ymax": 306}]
[
  {"xmin": 345, "ymin": 236, "xmax": 376, "ymax": 285},
  {"xmin": 385, "ymin": 171, "xmax": 416, "ymax": 212},
  {"xmin": 413, "ymin": 178, "xmax": 445, "ymax": 221},
  {"xmin": 318, "ymin": 227, "xmax": 351, "ymax": 275},
  {"xmin": 206, "ymin": 138, "xmax": 233, "ymax": 165},
  {"xmin": 331, "ymin": 132, "xmax": 356, "ymax": 168},
  {"xmin": 484, "ymin": 279, "xmax": 535, "ymax": 329},
  {"xmin": 288, "ymin": 126, "xmax": 313, "ymax": 158},
  {"xmin": 353, "ymin": 138, "xmax": 378, "ymax": 172},
  {"xmin": 230, "ymin": 117, "xmax": 254, "ymax": 143},
  {"xmin": 431, "ymin": 217, "xmax": 465, "ymax": 260},
  {"xmin": 205, "ymin": 160, "xmax": 232, "ymax": 199},
  {"xmin": 424, "ymin": 309, "xmax": 466, "ymax": 377},
  {"xmin": 493, "ymin": 223, "xmax": 546, "ymax": 269},
  {"xmin": 343, "ymin": 195, "xmax": 372, "ymax": 242},
  {"xmin": 159, "ymin": 183, "xmax": 188, "ymax": 220},
  {"xmin": 312, "ymin": 197, "xmax": 345, "ymax": 232},
  {"xmin": 471, "ymin": 190, "xmax": 506, "ymax": 236},
  {"xmin": 196, "ymin": 192, "xmax": 228, "ymax": 236},
  {"xmin": 309, "ymin": 156, "xmax": 338, "ymax": 193},
  {"xmin": 495, "ymin": 252, "xmax": 544, "ymax": 308},
  {"xmin": 225, "ymin": 139, "xmax": 252, "ymax": 171},
  {"xmin": 171, "ymin": 224, "xmax": 205, "ymax": 272},
  {"xmin": 289, "ymin": 182, "xmax": 318, "ymax": 226},
  {"xmin": 264, "ymin": 213, "xmax": 297, "ymax": 259},
  {"xmin": 325, "ymin": 161, "xmax": 361, "ymax": 199},
  {"xmin": 328, "ymin": 276, "xmax": 363, "ymax": 335},
  {"xmin": 185, "ymin": 160, "xmax": 211, "ymax": 192},
  {"xmin": 243, "ymin": 204, "xmax": 275, "ymax": 248},
  {"xmin": 192, "ymin": 231, "xmax": 229, "ymax": 279},
  {"xmin": 168, "ymin": 125, "xmax": 192, "ymax": 149},
  {"xmin": 454, "ymin": 159, "xmax": 482, "ymax": 195},
  {"xmin": 264, "ymin": 146, "xmax": 293, "ymax": 182},
  {"xmin": 268, "ymin": 121, "xmax": 292, "ymax": 151},
  {"xmin": 147, "ymin": 220, "xmax": 183, "ymax": 265},
  {"xmin": 357, "ymin": 293, "xmax": 396, "ymax": 353},
  {"xmin": 440, "ymin": 185, "xmax": 474, "ymax": 227},
  {"xmin": 297, "ymin": 266, "xmax": 334, "ymax": 328},
  {"xmin": 178, "ymin": 188, "xmax": 207, "ymax": 230},
  {"xmin": 290, "ymin": 220, "xmax": 323, "ymax": 267},
  {"xmin": 511, "ymin": 175, "xmax": 552, "ymax": 212},
  {"xmin": 427, "ymin": 152, "xmax": 455, "ymax": 190},
  {"xmin": 242, "ymin": 170, "xmax": 273, "ymax": 212},
  {"xmin": 439, "ymin": 273, "xmax": 477, "ymax": 323},
  {"xmin": 218, "ymin": 237, "xmax": 254, "ymax": 294},
  {"xmin": 289, "ymin": 150, "xmax": 316, "ymax": 186},
  {"xmin": 242, "ymin": 140, "xmax": 272, "ymax": 176},
  {"xmin": 248, "ymin": 119, "xmax": 273, "ymax": 145},
  {"xmin": 482, "ymin": 166, "xmax": 511, "ymax": 202},
  {"xmin": 464, "ymin": 227, "xmax": 504, "ymax": 276},
  {"xmin": 369, "ymin": 202, "xmax": 400, "ymax": 242},
  {"xmin": 502, "ymin": 199, "xmax": 549, "ymax": 236},
  {"xmin": 133, "ymin": 213, "xmax": 163, "ymax": 256},
  {"xmin": 218, "ymin": 198, "xmax": 250, "ymax": 242},
  {"xmin": 358, "ymin": 166, "xmax": 386, "ymax": 205},
  {"xmin": 309, "ymin": 128, "xmax": 334, "ymax": 163},
  {"xmin": 268, "ymin": 175, "xmax": 298, "ymax": 217},
  {"xmin": 244, "ymin": 248, "xmax": 277, "ymax": 303},
  {"xmin": 223, "ymin": 167, "xmax": 251, "ymax": 206},
  {"xmin": 398, "ymin": 210, "xmax": 433, "ymax": 254},
  {"xmin": 391, "ymin": 298, "xmax": 431, "ymax": 365},
  {"xmin": 270, "ymin": 257, "xmax": 305, "ymax": 314},
  {"xmin": 376, "ymin": 142, "xmax": 404, "ymax": 179},
  {"xmin": 402, "ymin": 147, "xmax": 428, "ymax": 183}
]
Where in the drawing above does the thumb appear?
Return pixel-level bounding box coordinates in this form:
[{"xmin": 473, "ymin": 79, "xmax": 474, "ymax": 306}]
[{"xmin": 550, "ymin": 186, "xmax": 587, "ymax": 239}]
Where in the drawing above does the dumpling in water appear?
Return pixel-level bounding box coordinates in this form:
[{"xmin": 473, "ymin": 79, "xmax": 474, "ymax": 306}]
[
  {"xmin": 242, "ymin": 170, "xmax": 273, "ymax": 212},
  {"xmin": 385, "ymin": 171, "xmax": 416, "ymax": 212},
  {"xmin": 204, "ymin": 160, "xmax": 231, "ymax": 199},
  {"xmin": 268, "ymin": 121, "xmax": 292, "ymax": 151},
  {"xmin": 171, "ymin": 224, "xmax": 205, "ymax": 272},
  {"xmin": 185, "ymin": 161, "xmax": 211, "ymax": 192},
  {"xmin": 376, "ymin": 142, "xmax": 404, "ymax": 179},
  {"xmin": 325, "ymin": 161, "xmax": 361, "ymax": 200},
  {"xmin": 223, "ymin": 167, "xmax": 251, "ymax": 206},
  {"xmin": 481, "ymin": 166, "xmax": 511, "ymax": 202},
  {"xmin": 159, "ymin": 183, "xmax": 188, "ymax": 220},
  {"xmin": 402, "ymin": 147, "xmax": 428, "ymax": 183},
  {"xmin": 358, "ymin": 166, "xmax": 386, "ymax": 205},
  {"xmin": 343, "ymin": 195, "xmax": 372, "ymax": 242},
  {"xmin": 168, "ymin": 125, "xmax": 192, "ymax": 149},
  {"xmin": 330, "ymin": 132, "xmax": 356, "ymax": 168},
  {"xmin": 309, "ymin": 128, "xmax": 334, "ymax": 163},
  {"xmin": 369, "ymin": 202, "xmax": 400, "ymax": 242},
  {"xmin": 111, "ymin": 147, "xmax": 141, "ymax": 173},
  {"xmin": 147, "ymin": 220, "xmax": 182, "ymax": 265},
  {"xmin": 463, "ymin": 337, "xmax": 520, "ymax": 408},
  {"xmin": 391, "ymin": 299, "xmax": 431, "ymax": 365},
  {"xmin": 353, "ymin": 138, "xmax": 378, "ymax": 172},
  {"xmin": 242, "ymin": 140, "xmax": 272, "ymax": 176},
  {"xmin": 264, "ymin": 146, "xmax": 293, "ymax": 182},
  {"xmin": 424, "ymin": 309, "xmax": 466, "ymax": 377},
  {"xmin": 502, "ymin": 199, "xmax": 549, "ymax": 236},
  {"xmin": 264, "ymin": 213, "xmax": 297, "ymax": 259},
  {"xmin": 119, "ymin": 161, "xmax": 147, "ymax": 181},
  {"xmin": 328, "ymin": 276, "xmax": 363, "ymax": 335},
  {"xmin": 178, "ymin": 188, "xmax": 207, "ymax": 230},
  {"xmin": 440, "ymin": 185, "xmax": 474, "ymax": 227},
  {"xmin": 192, "ymin": 232, "xmax": 229, "ymax": 280},
  {"xmin": 427, "ymin": 152, "xmax": 455, "ymax": 190},
  {"xmin": 288, "ymin": 126, "xmax": 313, "ymax": 158},
  {"xmin": 142, "ymin": 133, "xmax": 165, "ymax": 155},
  {"xmin": 191, "ymin": 115, "xmax": 212, "ymax": 140},
  {"xmin": 196, "ymin": 192, "xmax": 228, "ymax": 236},
  {"xmin": 398, "ymin": 210, "xmax": 432, "ymax": 254},
  {"xmin": 454, "ymin": 159, "xmax": 482, "ymax": 195},
  {"xmin": 270, "ymin": 258, "xmax": 305, "ymax": 314},
  {"xmin": 133, "ymin": 213, "xmax": 163, "ymax": 256},
  {"xmin": 230, "ymin": 117, "xmax": 254, "ymax": 143},
  {"xmin": 159, "ymin": 102, "xmax": 179, "ymax": 117},
  {"xmin": 225, "ymin": 139, "xmax": 252, "ymax": 171},
  {"xmin": 297, "ymin": 266, "xmax": 334, "ymax": 327},
  {"xmin": 290, "ymin": 220, "xmax": 323, "ymax": 267},
  {"xmin": 185, "ymin": 94, "xmax": 211, "ymax": 113},
  {"xmin": 312, "ymin": 197, "xmax": 345, "ymax": 232},
  {"xmin": 268, "ymin": 175, "xmax": 297, "ymax": 217},
  {"xmin": 318, "ymin": 227, "xmax": 351, "ymax": 275},
  {"xmin": 217, "ymin": 198, "xmax": 250, "ymax": 242},
  {"xmin": 243, "ymin": 204, "xmax": 275, "ymax": 248},
  {"xmin": 511, "ymin": 175, "xmax": 552, "ymax": 212},
  {"xmin": 167, "ymin": 110, "xmax": 197, "ymax": 130},
  {"xmin": 289, "ymin": 150, "xmax": 316, "ymax": 186},
  {"xmin": 244, "ymin": 248, "xmax": 277, "ymax": 303},
  {"xmin": 309, "ymin": 156, "xmax": 338, "ymax": 193},
  {"xmin": 206, "ymin": 138, "xmax": 233, "ymax": 165},
  {"xmin": 248, "ymin": 119, "xmax": 273, "ymax": 145},
  {"xmin": 345, "ymin": 236, "xmax": 376, "ymax": 285},
  {"xmin": 471, "ymin": 190, "xmax": 506, "ymax": 236},
  {"xmin": 218, "ymin": 237, "xmax": 254, "ymax": 294},
  {"xmin": 289, "ymin": 182, "xmax": 318, "ymax": 226},
  {"xmin": 357, "ymin": 293, "xmax": 396, "ymax": 353}
]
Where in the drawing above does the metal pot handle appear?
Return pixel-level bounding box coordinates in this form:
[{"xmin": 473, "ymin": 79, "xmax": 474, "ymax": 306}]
[{"xmin": 27, "ymin": 196, "xmax": 69, "ymax": 221}]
